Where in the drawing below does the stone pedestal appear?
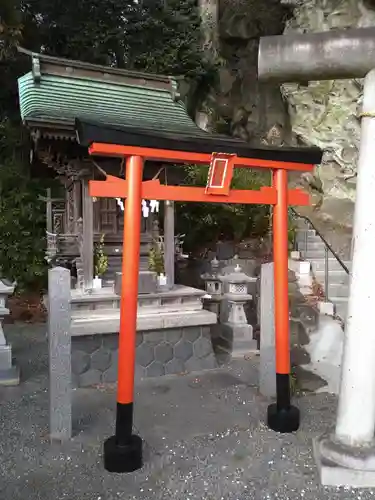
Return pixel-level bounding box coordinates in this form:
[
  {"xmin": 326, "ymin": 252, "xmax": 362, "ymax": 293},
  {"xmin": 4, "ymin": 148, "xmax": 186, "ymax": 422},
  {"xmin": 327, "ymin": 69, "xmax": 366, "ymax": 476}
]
[
  {"xmin": 115, "ymin": 270, "xmax": 157, "ymax": 295},
  {"xmin": 314, "ymin": 434, "xmax": 375, "ymax": 487},
  {"xmin": 0, "ymin": 278, "xmax": 20, "ymax": 386}
]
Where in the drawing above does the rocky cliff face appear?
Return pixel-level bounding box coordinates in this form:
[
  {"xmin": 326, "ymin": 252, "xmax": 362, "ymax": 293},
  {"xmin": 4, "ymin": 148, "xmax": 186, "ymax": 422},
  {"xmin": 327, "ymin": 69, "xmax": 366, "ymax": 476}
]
[
  {"xmin": 281, "ymin": 0, "xmax": 375, "ymax": 258},
  {"xmin": 213, "ymin": 0, "xmax": 375, "ymax": 258},
  {"xmin": 215, "ymin": 0, "xmax": 292, "ymax": 146}
]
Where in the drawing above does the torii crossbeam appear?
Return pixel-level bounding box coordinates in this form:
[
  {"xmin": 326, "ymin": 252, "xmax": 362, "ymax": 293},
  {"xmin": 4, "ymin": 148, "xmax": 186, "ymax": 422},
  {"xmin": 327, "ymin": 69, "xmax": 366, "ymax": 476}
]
[{"xmin": 84, "ymin": 137, "xmax": 322, "ymax": 474}]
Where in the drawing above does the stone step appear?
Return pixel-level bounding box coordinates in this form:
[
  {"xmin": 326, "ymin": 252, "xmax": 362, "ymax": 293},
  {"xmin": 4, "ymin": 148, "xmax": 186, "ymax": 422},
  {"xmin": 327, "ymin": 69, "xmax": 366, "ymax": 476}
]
[
  {"xmin": 311, "ymin": 259, "xmax": 351, "ymax": 273},
  {"xmin": 297, "ymin": 241, "xmax": 325, "ymax": 251},
  {"xmin": 301, "ymin": 249, "xmax": 330, "ymax": 259},
  {"xmin": 314, "ymin": 269, "xmax": 350, "ymax": 281},
  {"xmin": 326, "ymin": 282, "xmax": 349, "ymax": 298},
  {"xmin": 295, "ymin": 229, "xmax": 316, "ymax": 237},
  {"xmin": 331, "ymin": 297, "xmax": 348, "ymax": 321},
  {"xmin": 295, "ymin": 236, "xmax": 322, "ymax": 246}
]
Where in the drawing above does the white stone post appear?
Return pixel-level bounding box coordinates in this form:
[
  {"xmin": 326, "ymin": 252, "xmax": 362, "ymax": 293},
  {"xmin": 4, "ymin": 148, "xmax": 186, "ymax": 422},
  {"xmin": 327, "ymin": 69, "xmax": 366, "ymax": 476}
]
[
  {"xmin": 0, "ymin": 278, "xmax": 19, "ymax": 386},
  {"xmin": 314, "ymin": 69, "xmax": 375, "ymax": 487},
  {"xmin": 48, "ymin": 267, "xmax": 72, "ymax": 442}
]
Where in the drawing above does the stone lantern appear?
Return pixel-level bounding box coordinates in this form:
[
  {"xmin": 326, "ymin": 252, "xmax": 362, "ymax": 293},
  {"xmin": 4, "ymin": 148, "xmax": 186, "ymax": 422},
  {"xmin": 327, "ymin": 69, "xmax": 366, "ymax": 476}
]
[
  {"xmin": 218, "ymin": 264, "xmax": 257, "ymax": 358},
  {"xmin": 201, "ymin": 257, "xmax": 223, "ymax": 316},
  {"xmin": 0, "ymin": 278, "xmax": 20, "ymax": 385}
]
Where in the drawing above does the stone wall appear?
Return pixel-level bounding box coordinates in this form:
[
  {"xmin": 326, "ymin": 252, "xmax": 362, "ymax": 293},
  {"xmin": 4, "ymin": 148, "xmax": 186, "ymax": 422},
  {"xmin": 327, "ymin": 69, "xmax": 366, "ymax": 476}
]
[
  {"xmin": 71, "ymin": 326, "xmax": 217, "ymax": 387},
  {"xmin": 201, "ymin": 0, "xmax": 375, "ymax": 258},
  {"xmin": 206, "ymin": 0, "xmax": 293, "ymax": 145},
  {"xmin": 281, "ymin": 0, "xmax": 375, "ymax": 258}
]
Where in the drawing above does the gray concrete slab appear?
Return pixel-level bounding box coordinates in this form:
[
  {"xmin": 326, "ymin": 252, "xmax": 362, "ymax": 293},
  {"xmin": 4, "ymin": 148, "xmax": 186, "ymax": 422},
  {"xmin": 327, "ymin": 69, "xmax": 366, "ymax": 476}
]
[{"xmin": 1, "ymin": 323, "xmax": 375, "ymax": 499}]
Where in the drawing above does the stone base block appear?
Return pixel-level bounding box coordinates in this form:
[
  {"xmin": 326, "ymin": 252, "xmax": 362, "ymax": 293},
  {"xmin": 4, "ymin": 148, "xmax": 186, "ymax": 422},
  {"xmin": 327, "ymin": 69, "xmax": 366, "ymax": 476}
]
[
  {"xmin": 217, "ymin": 323, "xmax": 257, "ymax": 359},
  {"xmin": 318, "ymin": 301, "xmax": 335, "ymax": 316},
  {"xmin": 72, "ymin": 325, "xmax": 218, "ymax": 387},
  {"xmin": 314, "ymin": 434, "xmax": 375, "ymax": 487},
  {"xmin": 0, "ymin": 365, "xmax": 20, "ymax": 386},
  {"xmin": 288, "ymin": 259, "xmax": 310, "ymax": 275},
  {"xmin": 290, "ymin": 251, "xmax": 300, "ymax": 260},
  {"xmin": 0, "ymin": 344, "xmax": 12, "ymax": 370},
  {"xmin": 115, "ymin": 271, "xmax": 157, "ymax": 295}
]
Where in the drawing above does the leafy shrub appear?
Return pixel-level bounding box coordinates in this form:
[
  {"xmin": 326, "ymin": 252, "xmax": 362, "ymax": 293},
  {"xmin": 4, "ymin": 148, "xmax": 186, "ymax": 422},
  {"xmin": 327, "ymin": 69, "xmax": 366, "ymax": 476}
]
[
  {"xmin": 175, "ymin": 165, "xmax": 271, "ymax": 252},
  {"xmin": 0, "ymin": 123, "xmax": 48, "ymax": 292}
]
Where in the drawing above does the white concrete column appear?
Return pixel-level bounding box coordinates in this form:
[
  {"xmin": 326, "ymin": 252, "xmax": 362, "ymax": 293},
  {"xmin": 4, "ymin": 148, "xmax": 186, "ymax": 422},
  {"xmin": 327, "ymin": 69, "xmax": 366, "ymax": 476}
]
[
  {"xmin": 335, "ymin": 69, "xmax": 375, "ymax": 446},
  {"xmin": 164, "ymin": 201, "xmax": 175, "ymax": 289}
]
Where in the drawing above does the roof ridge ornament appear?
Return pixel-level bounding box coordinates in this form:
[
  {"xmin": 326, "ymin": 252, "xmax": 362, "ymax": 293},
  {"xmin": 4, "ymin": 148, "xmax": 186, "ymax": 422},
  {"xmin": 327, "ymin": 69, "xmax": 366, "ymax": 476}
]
[
  {"xmin": 31, "ymin": 53, "xmax": 41, "ymax": 83},
  {"xmin": 169, "ymin": 79, "xmax": 181, "ymax": 102}
]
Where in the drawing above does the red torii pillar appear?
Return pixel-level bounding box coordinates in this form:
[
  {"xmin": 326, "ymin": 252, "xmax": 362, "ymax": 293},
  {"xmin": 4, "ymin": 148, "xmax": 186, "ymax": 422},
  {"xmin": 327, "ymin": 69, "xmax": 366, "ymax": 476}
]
[{"xmin": 88, "ymin": 143, "xmax": 314, "ymax": 473}]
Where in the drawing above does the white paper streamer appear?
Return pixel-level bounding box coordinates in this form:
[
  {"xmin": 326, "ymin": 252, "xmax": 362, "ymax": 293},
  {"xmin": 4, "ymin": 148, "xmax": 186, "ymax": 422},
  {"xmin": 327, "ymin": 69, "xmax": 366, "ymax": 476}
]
[{"xmin": 116, "ymin": 198, "xmax": 160, "ymax": 218}]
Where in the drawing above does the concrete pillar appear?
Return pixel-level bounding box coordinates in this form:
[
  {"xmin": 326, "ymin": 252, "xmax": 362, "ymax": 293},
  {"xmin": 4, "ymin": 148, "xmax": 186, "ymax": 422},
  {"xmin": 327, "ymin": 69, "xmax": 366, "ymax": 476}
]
[
  {"xmin": 0, "ymin": 279, "xmax": 20, "ymax": 385},
  {"xmin": 335, "ymin": 73, "xmax": 375, "ymax": 444},
  {"xmin": 259, "ymin": 262, "xmax": 276, "ymax": 397},
  {"xmin": 48, "ymin": 267, "xmax": 72, "ymax": 442},
  {"xmin": 314, "ymin": 69, "xmax": 375, "ymax": 487}
]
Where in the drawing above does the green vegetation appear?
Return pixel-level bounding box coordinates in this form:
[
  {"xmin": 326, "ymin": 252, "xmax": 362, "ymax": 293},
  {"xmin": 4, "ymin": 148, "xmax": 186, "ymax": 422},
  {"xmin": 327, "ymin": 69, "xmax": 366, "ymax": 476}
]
[
  {"xmin": 176, "ymin": 165, "xmax": 271, "ymax": 252},
  {"xmin": 0, "ymin": 0, "xmax": 271, "ymax": 290},
  {"xmin": 94, "ymin": 234, "xmax": 108, "ymax": 278}
]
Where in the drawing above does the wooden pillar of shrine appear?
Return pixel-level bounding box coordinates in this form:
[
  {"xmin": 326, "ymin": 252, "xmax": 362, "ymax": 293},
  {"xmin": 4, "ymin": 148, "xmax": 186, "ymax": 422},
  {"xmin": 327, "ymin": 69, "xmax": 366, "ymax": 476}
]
[
  {"xmin": 82, "ymin": 178, "xmax": 94, "ymax": 290},
  {"xmin": 164, "ymin": 200, "xmax": 175, "ymax": 288}
]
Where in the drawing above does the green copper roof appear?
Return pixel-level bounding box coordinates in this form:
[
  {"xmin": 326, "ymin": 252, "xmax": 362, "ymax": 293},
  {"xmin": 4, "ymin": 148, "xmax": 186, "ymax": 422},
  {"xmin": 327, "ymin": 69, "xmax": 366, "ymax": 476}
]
[{"xmin": 17, "ymin": 49, "xmax": 206, "ymax": 139}]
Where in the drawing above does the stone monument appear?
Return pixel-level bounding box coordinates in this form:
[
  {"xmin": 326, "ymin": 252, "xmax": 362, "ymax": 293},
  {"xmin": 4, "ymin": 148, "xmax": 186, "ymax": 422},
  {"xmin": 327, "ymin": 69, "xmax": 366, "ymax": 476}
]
[{"xmin": 0, "ymin": 278, "xmax": 20, "ymax": 385}]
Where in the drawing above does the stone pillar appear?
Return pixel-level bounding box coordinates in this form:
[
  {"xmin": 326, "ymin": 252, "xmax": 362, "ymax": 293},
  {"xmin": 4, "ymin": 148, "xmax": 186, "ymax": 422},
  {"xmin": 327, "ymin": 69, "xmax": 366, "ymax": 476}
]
[
  {"xmin": 218, "ymin": 264, "xmax": 257, "ymax": 358},
  {"xmin": 164, "ymin": 201, "xmax": 175, "ymax": 289},
  {"xmin": 48, "ymin": 267, "xmax": 72, "ymax": 442},
  {"xmin": 0, "ymin": 279, "xmax": 20, "ymax": 386},
  {"xmin": 258, "ymin": 262, "xmax": 276, "ymax": 398}
]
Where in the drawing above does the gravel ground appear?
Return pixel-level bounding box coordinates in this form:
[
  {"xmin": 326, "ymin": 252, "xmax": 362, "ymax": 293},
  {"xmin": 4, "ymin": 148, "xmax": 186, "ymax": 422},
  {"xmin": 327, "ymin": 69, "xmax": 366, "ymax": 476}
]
[{"xmin": 1, "ymin": 323, "xmax": 374, "ymax": 500}]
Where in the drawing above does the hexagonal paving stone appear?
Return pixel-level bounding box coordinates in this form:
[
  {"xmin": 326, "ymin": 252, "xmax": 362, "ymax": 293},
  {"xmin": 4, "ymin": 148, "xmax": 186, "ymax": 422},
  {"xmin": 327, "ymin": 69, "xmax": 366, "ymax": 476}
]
[
  {"xmin": 136, "ymin": 342, "xmax": 154, "ymax": 367},
  {"xmin": 165, "ymin": 358, "xmax": 185, "ymax": 375},
  {"xmin": 91, "ymin": 347, "xmax": 111, "ymax": 372},
  {"xmin": 110, "ymin": 349, "xmax": 119, "ymax": 371},
  {"xmin": 146, "ymin": 361, "xmax": 165, "ymax": 377},
  {"xmin": 174, "ymin": 339, "xmax": 193, "ymax": 361},
  {"xmin": 72, "ymin": 335, "xmax": 103, "ymax": 354},
  {"xmin": 165, "ymin": 328, "xmax": 183, "ymax": 344},
  {"xmin": 136, "ymin": 333, "xmax": 144, "ymax": 347},
  {"xmin": 201, "ymin": 353, "xmax": 217, "ymax": 369},
  {"xmin": 193, "ymin": 336, "xmax": 213, "ymax": 359},
  {"xmin": 79, "ymin": 369, "xmax": 102, "ymax": 387},
  {"xmin": 71, "ymin": 350, "xmax": 90, "ymax": 375},
  {"xmin": 146, "ymin": 330, "xmax": 165, "ymax": 343},
  {"xmin": 102, "ymin": 363, "xmax": 118, "ymax": 383},
  {"xmin": 135, "ymin": 364, "xmax": 146, "ymax": 380},
  {"xmin": 102, "ymin": 334, "xmax": 119, "ymax": 350},
  {"xmin": 184, "ymin": 357, "xmax": 204, "ymax": 373},
  {"xmin": 154, "ymin": 342, "xmax": 173, "ymax": 363},
  {"xmin": 183, "ymin": 327, "xmax": 200, "ymax": 343}
]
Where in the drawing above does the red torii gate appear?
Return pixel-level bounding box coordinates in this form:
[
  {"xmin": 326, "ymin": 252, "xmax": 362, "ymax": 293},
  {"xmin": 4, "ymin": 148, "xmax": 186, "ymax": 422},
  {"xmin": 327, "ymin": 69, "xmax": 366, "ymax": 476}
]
[{"xmin": 86, "ymin": 139, "xmax": 321, "ymax": 474}]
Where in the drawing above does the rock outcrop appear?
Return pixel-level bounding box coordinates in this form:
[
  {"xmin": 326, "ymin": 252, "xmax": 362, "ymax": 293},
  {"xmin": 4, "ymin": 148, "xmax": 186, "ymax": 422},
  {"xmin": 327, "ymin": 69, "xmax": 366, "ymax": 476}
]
[
  {"xmin": 281, "ymin": 0, "xmax": 375, "ymax": 258},
  {"xmin": 197, "ymin": 0, "xmax": 375, "ymax": 258}
]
